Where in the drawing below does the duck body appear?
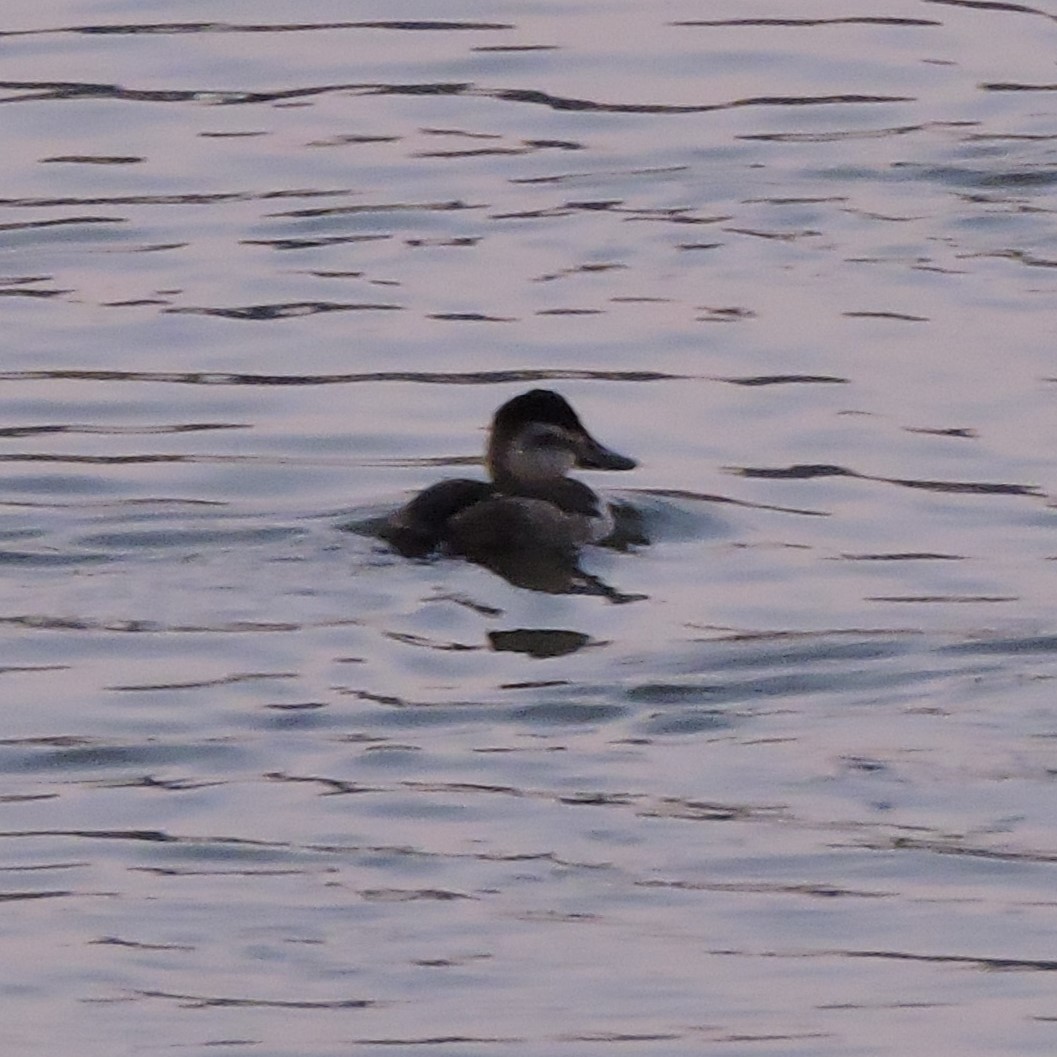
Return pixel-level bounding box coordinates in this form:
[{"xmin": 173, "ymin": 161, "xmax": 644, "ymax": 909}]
[{"xmin": 381, "ymin": 389, "xmax": 636, "ymax": 566}]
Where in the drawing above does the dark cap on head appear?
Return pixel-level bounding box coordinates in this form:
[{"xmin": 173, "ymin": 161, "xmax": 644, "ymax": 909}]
[{"xmin": 492, "ymin": 389, "xmax": 584, "ymax": 432}]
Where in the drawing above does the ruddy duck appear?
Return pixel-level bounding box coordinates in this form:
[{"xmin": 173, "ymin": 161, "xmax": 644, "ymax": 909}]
[{"xmin": 381, "ymin": 389, "xmax": 637, "ymax": 566}]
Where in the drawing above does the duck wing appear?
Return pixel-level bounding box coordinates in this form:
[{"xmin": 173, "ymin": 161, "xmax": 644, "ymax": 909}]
[{"xmin": 381, "ymin": 478, "xmax": 495, "ymax": 557}]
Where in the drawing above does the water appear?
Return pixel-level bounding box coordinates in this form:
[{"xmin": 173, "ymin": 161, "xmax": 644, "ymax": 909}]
[{"xmin": 3, "ymin": 2, "xmax": 1057, "ymax": 1054}]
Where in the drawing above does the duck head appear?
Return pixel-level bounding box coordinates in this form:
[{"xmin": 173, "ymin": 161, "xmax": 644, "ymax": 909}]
[{"xmin": 486, "ymin": 389, "xmax": 636, "ymax": 488}]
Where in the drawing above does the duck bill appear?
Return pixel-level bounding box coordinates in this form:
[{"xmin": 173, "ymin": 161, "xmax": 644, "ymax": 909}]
[{"xmin": 575, "ymin": 433, "xmax": 637, "ymax": 471}]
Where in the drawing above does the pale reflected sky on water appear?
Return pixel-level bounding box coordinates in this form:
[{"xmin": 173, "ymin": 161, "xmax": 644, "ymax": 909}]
[{"xmin": 2, "ymin": 2, "xmax": 1057, "ymax": 1055}]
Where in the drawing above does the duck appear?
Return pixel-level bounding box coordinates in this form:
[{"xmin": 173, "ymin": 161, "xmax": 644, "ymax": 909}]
[{"xmin": 380, "ymin": 389, "xmax": 638, "ymax": 567}]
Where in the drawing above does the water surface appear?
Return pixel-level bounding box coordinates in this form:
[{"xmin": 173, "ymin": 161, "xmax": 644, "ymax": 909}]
[{"xmin": 3, "ymin": 2, "xmax": 1057, "ymax": 1054}]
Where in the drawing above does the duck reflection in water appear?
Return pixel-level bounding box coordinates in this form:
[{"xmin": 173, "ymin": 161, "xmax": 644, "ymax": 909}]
[{"xmin": 381, "ymin": 389, "xmax": 646, "ymax": 597}]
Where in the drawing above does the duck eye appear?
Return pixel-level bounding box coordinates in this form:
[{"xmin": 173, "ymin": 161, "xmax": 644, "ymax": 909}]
[{"xmin": 526, "ymin": 425, "xmax": 569, "ymax": 449}]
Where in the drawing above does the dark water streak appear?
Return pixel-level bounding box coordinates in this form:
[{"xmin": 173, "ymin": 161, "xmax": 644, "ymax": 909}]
[{"xmin": 0, "ymin": 79, "xmax": 915, "ymax": 113}]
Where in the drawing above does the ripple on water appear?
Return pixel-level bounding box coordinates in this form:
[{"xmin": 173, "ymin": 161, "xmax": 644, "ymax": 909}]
[{"xmin": 3, "ymin": 5, "xmax": 1057, "ymax": 1056}]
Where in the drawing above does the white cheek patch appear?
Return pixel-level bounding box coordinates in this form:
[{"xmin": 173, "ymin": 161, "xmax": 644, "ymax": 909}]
[{"xmin": 507, "ymin": 440, "xmax": 576, "ymax": 482}]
